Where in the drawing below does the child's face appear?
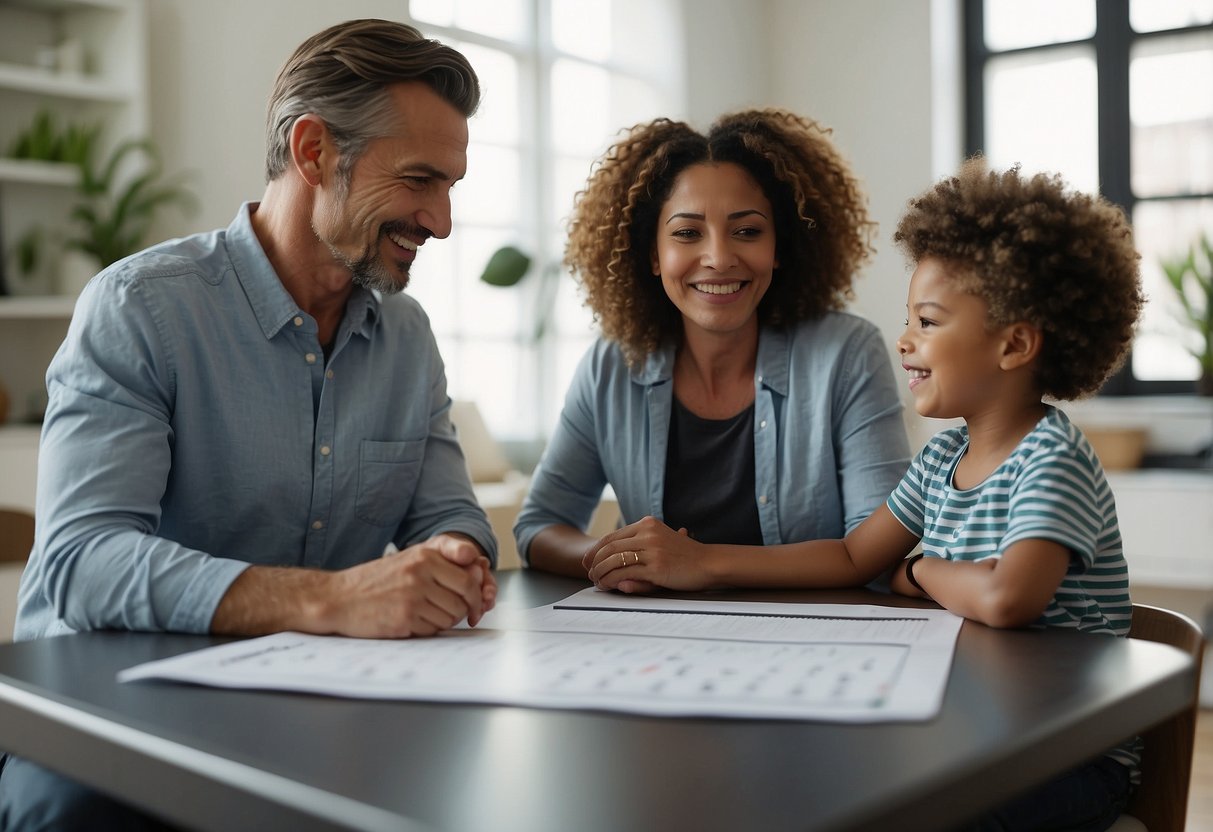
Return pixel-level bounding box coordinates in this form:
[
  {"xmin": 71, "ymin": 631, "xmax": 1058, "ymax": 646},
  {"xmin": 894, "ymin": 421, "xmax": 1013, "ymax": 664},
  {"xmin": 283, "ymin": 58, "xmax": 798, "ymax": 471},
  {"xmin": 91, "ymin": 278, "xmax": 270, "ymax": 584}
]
[{"xmin": 896, "ymin": 258, "xmax": 1008, "ymax": 420}]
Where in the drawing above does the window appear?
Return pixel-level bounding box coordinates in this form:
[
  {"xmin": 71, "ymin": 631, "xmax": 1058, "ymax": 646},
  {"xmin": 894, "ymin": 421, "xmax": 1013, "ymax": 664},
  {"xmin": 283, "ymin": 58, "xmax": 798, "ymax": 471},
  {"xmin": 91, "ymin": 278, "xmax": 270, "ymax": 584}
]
[
  {"xmin": 408, "ymin": 0, "xmax": 684, "ymax": 440},
  {"xmin": 964, "ymin": 0, "xmax": 1213, "ymax": 395}
]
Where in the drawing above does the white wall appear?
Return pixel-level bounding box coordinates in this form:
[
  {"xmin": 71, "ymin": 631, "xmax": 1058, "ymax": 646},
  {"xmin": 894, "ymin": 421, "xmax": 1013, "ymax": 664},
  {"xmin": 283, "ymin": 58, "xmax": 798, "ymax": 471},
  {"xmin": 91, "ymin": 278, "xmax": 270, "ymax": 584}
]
[
  {"xmin": 768, "ymin": 0, "xmax": 958, "ymax": 448},
  {"xmin": 681, "ymin": 0, "xmax": 773, "ymax": 125},
  {"xmin": 145, "ymin": 1, "xmax": 406, "ymax": 241}
]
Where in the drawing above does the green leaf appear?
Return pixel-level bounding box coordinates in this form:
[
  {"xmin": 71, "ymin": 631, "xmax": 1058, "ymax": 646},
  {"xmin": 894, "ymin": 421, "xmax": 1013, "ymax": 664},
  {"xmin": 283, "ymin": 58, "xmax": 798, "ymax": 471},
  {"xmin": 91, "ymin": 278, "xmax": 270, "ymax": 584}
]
[
  {"xmin": 66, "ymin": 136, "xmax": 196, "ymax": 267},
  {"xmin": 480, "ymin": 245, "xmax": 533, "ymax": 287}
]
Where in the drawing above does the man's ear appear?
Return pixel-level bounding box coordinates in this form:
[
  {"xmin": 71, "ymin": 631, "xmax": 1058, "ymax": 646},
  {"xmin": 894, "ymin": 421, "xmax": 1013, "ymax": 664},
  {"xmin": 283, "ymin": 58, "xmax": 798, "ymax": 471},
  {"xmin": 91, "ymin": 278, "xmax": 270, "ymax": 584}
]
[
  {"xmin": 289, "ymin": 114, "xmax": 329, "ymax": 187},
  {"xmin": 999, "ymin": 322, "xmax": 1043, "ymax": 370}
]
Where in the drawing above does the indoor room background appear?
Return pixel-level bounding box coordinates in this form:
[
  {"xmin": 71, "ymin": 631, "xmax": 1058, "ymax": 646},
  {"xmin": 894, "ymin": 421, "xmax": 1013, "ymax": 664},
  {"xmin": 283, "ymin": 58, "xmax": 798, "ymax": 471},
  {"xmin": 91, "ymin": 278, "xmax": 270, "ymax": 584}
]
[{"xmin": 1, "ymin": 1, "xmax": 1210, "ymax": 669}]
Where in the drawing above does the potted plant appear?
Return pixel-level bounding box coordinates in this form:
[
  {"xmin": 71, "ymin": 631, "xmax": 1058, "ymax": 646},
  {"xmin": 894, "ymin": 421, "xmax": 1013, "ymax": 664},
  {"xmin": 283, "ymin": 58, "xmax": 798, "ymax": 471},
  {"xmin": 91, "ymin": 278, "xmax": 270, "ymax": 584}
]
[
  {"xmin": 1160, "ymin": 232, "xmax": 1213, "ymax": 395},
  {"xmin": 6, "ymin": 110, "xmax": 101, "ymax": 167},
  {"xmin": 67, "ymin": 137, "xmax": 196, "ymax": 270}
]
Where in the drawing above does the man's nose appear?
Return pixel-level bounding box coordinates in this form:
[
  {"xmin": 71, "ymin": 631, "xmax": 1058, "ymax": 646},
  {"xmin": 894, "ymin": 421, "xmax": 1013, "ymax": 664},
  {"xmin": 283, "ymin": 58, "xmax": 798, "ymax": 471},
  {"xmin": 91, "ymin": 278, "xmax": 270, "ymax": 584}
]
[{"xmin": 417, "ymin": 192, "xmax": 453, "ymax": 240}]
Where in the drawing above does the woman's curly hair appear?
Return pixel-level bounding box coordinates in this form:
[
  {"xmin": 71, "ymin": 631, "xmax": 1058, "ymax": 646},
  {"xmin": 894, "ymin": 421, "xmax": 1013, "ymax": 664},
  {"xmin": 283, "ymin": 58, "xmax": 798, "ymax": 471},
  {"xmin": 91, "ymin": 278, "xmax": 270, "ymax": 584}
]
[
  {"xmin": 894, "ymin": 158, "xmax": 1144, "ymax": 400},
  {"xmin": 564, "ymin": 109, "xmax": 876, "ymax": 364}
]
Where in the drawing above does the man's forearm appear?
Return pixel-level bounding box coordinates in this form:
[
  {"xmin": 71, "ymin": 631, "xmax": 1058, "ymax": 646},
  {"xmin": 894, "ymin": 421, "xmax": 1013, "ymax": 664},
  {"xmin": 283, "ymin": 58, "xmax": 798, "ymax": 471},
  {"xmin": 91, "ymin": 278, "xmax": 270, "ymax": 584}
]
[{"xmin": 210, "ymin": 566, "xmax": 336, "ymax": 636}]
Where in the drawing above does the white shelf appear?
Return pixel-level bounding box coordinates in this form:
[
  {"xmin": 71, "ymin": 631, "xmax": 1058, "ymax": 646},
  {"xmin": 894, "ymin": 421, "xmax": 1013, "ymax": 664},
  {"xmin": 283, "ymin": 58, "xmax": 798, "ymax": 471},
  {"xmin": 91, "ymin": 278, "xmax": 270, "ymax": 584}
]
[
  {"xmin": 0, "ymin": 61, "xmax": 131, "ymax": 102},
  {"xmin": 0, "ymin": 295, "xmax": 76, "ymax": 318},
  {"xmin": 0, "ymin": 157, "xmax": 78, "ymax": 186}
]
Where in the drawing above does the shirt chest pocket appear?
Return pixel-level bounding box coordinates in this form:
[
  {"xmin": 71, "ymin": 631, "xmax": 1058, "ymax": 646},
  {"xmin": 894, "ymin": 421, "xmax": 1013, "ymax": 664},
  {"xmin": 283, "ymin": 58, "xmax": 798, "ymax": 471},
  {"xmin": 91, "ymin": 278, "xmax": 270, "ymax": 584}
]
[{"xmin": 356, "ymin": 438, "xmax": 426, "ymax": 526}]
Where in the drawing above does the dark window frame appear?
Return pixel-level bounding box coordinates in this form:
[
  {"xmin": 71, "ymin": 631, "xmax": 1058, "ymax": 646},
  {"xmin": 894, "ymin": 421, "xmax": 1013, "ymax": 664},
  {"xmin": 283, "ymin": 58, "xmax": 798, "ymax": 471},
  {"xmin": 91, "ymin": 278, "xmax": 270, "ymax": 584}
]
[{"xmin": 963, "ymin": 0, "xmax": 1213, "ymax": 396}]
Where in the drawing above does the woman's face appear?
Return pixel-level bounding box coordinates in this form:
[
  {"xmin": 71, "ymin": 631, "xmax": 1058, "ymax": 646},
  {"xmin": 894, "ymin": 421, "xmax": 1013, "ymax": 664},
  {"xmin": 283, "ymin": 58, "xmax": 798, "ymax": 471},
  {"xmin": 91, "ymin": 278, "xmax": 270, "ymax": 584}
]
[{"xmin": 651, "ymin": 162, "xmax": 777, "ymax": 342}]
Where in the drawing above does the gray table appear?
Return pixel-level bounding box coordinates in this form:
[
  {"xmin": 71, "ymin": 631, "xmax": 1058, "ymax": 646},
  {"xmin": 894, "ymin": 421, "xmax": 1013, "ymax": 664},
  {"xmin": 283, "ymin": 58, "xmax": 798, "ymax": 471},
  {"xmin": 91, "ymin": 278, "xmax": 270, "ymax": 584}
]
[{"xmin": 0, "ymin": 571, "xmax": 1198, "ymax": 832}]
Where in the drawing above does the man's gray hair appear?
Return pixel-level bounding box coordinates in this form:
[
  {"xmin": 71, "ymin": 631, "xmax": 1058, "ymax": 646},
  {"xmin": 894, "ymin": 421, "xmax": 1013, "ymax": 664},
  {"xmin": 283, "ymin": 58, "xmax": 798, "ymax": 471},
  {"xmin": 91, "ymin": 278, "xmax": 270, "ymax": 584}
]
[{"xmin": 264, "ymin": 19, "xmax": 480, "ymax": 185}]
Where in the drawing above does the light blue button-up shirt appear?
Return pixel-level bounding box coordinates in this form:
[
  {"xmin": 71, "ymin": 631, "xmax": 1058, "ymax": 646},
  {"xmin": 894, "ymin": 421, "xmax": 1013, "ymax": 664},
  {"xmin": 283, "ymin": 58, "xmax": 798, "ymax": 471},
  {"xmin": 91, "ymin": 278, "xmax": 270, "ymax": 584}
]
[
  {"xmin": 514, "ymin": 313, "xmax": 911, "ymax": 562},
  {"xmin": 15, "ymin": 203, "xmax": 495, "ymax": 640}
]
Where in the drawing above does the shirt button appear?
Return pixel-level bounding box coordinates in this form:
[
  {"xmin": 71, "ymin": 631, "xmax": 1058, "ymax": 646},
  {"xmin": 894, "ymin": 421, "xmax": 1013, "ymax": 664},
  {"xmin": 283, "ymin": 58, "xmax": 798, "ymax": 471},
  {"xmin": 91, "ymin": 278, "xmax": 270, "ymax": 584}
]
[
  {"xmin": 759, "ymin": 420, "xmax": 767, "ymax": 429},
  {"xmin": 305, "ymin": 353, "xmax": 317, "ymax": 364},
  {"xmin": 293, "ymin": 316, "xmax": 304, "ymax": 327},
  {"xmin": 325, "ymin": 369, "xmax": 334, "ymax": 379},
  {"xmin": 320, "ymin": 445, "xmax": 331, "ymax": 456},
  {"xmin": 758, "ymin": 495, "xmax": 768, "ymax": 505},
  {"xmin": 312, "ymin": 519, "xmax": 324, "ymax": 530},
  {"xmin": 756, "ymin": 374, "xmax": 763, "ymax": 384}
]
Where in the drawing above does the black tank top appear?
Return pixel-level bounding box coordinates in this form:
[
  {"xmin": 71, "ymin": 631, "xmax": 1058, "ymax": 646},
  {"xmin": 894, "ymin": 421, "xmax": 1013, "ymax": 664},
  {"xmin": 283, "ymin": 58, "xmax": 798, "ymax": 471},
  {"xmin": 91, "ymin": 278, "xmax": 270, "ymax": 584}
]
[{"xmin": 662, "ymin": 397, "xmax": 764, "ymax": 545}]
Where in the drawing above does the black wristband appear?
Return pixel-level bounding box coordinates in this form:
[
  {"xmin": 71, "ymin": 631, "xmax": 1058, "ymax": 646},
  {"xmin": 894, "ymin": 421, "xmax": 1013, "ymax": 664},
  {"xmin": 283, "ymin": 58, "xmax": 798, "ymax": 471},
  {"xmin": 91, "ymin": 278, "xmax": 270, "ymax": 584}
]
[{"xmin": 904, "ymin": 553, "xmax": 928, "ymax": 594}]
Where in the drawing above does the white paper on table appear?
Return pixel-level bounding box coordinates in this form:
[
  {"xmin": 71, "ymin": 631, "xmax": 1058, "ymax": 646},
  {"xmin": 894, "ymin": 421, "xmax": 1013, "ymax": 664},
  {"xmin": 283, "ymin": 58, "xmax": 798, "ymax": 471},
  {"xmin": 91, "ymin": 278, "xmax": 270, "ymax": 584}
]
[{"xmin": 119, "ymin": 588, "xmax": 963, "ymax": 722}]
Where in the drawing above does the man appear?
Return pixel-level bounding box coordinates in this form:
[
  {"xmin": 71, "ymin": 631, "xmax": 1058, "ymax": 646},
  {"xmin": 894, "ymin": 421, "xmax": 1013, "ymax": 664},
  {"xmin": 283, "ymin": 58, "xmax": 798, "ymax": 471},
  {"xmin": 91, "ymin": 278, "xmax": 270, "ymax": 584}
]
[{"xmin": 1, "ymin": 20, "xmax": 496, "ymax": 829}]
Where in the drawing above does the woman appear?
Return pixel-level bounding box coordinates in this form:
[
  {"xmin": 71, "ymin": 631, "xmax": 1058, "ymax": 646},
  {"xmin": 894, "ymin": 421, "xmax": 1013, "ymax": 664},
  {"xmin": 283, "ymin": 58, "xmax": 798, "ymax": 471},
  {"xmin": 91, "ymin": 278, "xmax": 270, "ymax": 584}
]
[{"xmin": 514, "ymin": 109, "xmax": 910, "ymax": 591}]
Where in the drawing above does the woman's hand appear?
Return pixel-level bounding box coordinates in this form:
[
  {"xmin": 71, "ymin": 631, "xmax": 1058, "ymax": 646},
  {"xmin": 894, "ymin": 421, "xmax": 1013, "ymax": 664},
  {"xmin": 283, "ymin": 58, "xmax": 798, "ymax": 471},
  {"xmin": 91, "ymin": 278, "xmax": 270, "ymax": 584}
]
[{"xmin": 582, "ymin": 516, "xmax": 714, "ymax": 592}]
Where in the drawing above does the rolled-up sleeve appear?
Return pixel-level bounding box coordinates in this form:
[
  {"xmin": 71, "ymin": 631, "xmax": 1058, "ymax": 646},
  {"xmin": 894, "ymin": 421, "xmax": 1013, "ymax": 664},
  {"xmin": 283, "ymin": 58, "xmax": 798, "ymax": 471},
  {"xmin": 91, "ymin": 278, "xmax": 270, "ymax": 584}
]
[
  {"xmin": 28, "ymin": 276, "xmax": 249, "ymax": 636},
  {"xmin": 16, "ymin": 204, "xmax": 499, "ymax": 641}
]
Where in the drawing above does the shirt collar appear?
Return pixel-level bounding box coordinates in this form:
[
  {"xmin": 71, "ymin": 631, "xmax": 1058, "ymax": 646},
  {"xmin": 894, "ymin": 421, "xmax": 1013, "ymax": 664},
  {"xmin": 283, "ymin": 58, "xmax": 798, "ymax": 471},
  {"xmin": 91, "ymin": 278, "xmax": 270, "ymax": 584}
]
[
  {"xmin": 629, "ymin": 325, "xmax": 791, "ymax": 395},
  {"xmin": 225, "ymin": 201, "xmax": 381, "ymax": 341}
]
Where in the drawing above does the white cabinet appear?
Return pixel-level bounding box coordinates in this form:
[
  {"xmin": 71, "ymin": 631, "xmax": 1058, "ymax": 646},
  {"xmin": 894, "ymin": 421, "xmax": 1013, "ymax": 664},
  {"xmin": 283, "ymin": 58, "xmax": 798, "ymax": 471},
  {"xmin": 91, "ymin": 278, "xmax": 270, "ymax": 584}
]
[{"xmin": 1108, "ymin": 469, "xmax": 1213, "ymax": 589}]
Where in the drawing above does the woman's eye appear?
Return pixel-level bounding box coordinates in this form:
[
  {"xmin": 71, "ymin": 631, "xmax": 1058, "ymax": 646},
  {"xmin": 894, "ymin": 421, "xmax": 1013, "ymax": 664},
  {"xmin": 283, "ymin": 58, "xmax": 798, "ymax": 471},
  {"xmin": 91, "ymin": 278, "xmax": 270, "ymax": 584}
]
[{"xmin": 671, "ymin": 228, "xmax": 700, "ymax": 240}]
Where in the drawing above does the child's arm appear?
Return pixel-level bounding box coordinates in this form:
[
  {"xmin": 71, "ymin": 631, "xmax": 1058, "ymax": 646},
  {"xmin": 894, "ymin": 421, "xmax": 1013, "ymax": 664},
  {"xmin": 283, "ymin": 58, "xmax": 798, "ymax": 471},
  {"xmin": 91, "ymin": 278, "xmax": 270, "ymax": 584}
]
[
  {"xmin": 893, "ymin": 538, "xmax": 1070, "ymax": 628},
  {"xmin": 585, "ymin": 504, "xmax": 920, "ymax": 591}
]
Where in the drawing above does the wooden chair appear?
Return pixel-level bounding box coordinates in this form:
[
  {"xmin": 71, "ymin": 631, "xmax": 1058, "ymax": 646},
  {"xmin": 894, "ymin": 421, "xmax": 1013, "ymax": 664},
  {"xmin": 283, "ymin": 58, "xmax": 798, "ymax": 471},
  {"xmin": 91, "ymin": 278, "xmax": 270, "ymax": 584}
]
[
  {"xmin": 1110, "ymin": 604, "xmax": 1206, "ymax": 832},
  {"xmin": 0, "ymin": 507, "xmax": 34, "ymax": 564}
]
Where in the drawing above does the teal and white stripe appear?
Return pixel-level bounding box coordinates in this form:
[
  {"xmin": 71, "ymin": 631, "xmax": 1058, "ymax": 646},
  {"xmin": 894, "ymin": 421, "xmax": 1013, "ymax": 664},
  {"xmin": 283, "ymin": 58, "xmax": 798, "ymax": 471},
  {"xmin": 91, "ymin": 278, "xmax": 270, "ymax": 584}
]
[{"xmin": 887, "ymin": 405, "xmax": 1139, "ymax": 774}]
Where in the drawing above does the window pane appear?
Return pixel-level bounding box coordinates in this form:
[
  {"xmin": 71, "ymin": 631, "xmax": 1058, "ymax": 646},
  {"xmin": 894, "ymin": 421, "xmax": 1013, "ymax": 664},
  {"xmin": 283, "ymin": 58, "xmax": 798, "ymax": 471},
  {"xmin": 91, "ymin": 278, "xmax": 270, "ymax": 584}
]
[
  {"xmin": 984, "ymin": 0, "xmax": 1095, "ymax": 51},
  {"xmin": 1130, "ymin": 199, "xmax": 1212, "ymax": 381},
  {"xmin": 410, "ymin": 0, "xmax": 454, "ymax": 28},
  {"xmin": 550, "ymin": 59, "xmax": 612, "ymax": 156},
  {"xmin": 552, "ymin": 0, "xmax": 610, "ymax": 61},
  {"xmin": 458, "ymin": 0, "xmax": 526, "ymax": 41},
  {"xmin": 1130, "ymin": 32, "xmax": 1213, "ymax": 197},
  {"xmin": 553, "ymin": 154, "xmax": 593, "ymax": 226},
  {"xmin": 454, "ymin": 144, "xmax": 522, "ymax": 226},
  {"xmin": 412, "ymin": 0, "xmax": 527, "ymax": 41},
  {"xmin": 611, "ymin": 0, "xmax": 684, "ymax": 78},
  {"xmin": 454, "ymin": 340, "xmax": 531, "ymax": 438},
  {"xmin": 407, "ymin": 236, "xmax": 458, "ymax": 335},
  {"xmin": 984, "ymin": 47, "xmax": 1099, "ymax": 193},
  {"xmin": 1131, "ymin": 0, "xmax": 1213, "ymax": 33},
  {"xmin": 457, "ymin": 227, "xmax": 524, "ymax": 338},
  {"xmin": 459, "ymin": 43, "xmax": 521, "ymax": 145}
]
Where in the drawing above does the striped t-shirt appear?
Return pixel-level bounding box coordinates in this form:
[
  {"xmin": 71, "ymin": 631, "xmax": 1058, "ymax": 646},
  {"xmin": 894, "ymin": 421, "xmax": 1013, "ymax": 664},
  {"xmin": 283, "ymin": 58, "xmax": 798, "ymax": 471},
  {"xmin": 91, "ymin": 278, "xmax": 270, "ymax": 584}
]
[
  {"xmin": 888, "ymin": 406, "xmax": 1131, "ymax": 633},
  {"xmin": 887, "ymin": 405, "xmax": 1139, "ymax": 774}
]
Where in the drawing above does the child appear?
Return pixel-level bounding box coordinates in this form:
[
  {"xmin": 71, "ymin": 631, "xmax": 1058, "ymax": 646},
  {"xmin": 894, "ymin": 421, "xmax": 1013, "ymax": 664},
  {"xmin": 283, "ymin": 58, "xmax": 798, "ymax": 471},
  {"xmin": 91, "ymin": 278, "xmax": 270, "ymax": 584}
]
[
  {"xmin": 883, "ymin": 159, "xmax": 1144, "ymax": 830},
  {"xmin": 587, "ymin": 158, "xmax": 1145, "ymax": 830}
]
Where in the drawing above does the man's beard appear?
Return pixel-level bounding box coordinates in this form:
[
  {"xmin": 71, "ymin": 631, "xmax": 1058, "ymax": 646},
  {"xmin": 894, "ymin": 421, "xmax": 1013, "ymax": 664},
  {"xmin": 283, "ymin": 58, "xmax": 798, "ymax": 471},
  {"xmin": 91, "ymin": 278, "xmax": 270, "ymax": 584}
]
[{"xmin": 321, "ymin": 223, "xmax": 415, "ymax": 295}]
